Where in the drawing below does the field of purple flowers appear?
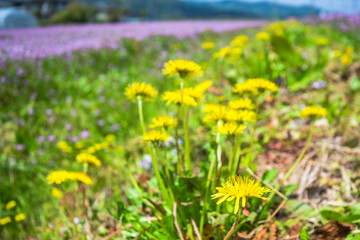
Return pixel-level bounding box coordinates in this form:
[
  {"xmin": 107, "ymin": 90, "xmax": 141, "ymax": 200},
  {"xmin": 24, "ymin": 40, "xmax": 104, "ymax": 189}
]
[{"xmin": 0, "ymin": 18, "xmax": 360, "ymax": 239}]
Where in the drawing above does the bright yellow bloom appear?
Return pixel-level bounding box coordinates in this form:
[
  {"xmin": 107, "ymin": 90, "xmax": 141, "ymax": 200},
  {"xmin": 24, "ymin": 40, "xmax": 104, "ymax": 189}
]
[
  {"xmin": 6, "ymin": 201, "xmax": 16, "ymax": 210},
  {"xmin": 149, "ymin": 116, "xmax": 177, "ymax": 129},
  {"xmin": 15, "ymin": 213, "xmax": 26, "ymax": 222},
  {"xmin": 52, "ymin": 187, "xmax": 63, "ymax": 199},
  {"xmin": 125, "ymin": 82, "xmax": 158, "ymax": 102},
  {"xmin": 202, "ymin": 42, "xmax": 215, "ymax": 50},
  {"xmin": 228, "ymin": 99, "xmax": 254, "ymax": 110},
  {"xmin": 194, "ymin": 80, "xmax": 213, "ymax": 93},
  {"xmin": 57, "ymin": 141, "xmax": 72, "ymax": 153},
  {"xmin": 256, "ymin": 32, "xmax": 270, "ymax": 41},
  {"xmin": 105, "ymin": 134, "xmax": 116, "ymax": 142},
  {"xmin": 233, "ymin": 78, "xmax": 278, "ymax": 95},
  {"xmin": 47, "ymin": 170, "xmax": 93, "ymax": 185},
  {"xmin": 226, "ymin": 110, "xmax": 257, "ymax": 123},
  {"xmin": 203, "ymin": 104, "xmax": 230, "ymax": 125},
  {"xmin": 217, "ymin": 123, "xmax": 246, "ymax": 136},
  {"xmin": 75, "ymin": 141, "xmax": 84, "ymax": 149},
  {"xmin": 300, "ymin": 106, "xmax": 327, "ymax": 119},
  {"xmin": 86, "ymin": 146, "xmax": 96, "ymax": 154},
  {"xmin": 76, "ymin": 153, "xmax": 101, "ymax": 168},
  {"xmin": 71, "ymin": 172, "xmax": 93, "ymax": 185},
  {"xmin": 162, "ymin": 59, "xmax": 203, "ymax": 79},
  {"xmin": 142, "ymin": 130, "xmax": 170, "ymax": 143},
  {"xmin": 341, "ymin": 47, "xmax": 353, "ymax": 65},
  {"xmin": 315, "ymin": 38, "xmax": 329, "ymax": 46},
  {"xmin": 230, "ymin": 47, "xmax": 243, "ymax": 60},
  {"xmin": 231, "ymin": 35, "xmax": 248, "ymax": 47},
  {"xmin": 213, "ymin": 46, "xmax": 231, "ymax": 59},
  {"xmin": 0, "ymin": 217, "xmax": 11, "ymax": 225},
  {"xmin": 211, "ymin": 176, "xmax": 271, "ymax": 214},
  {"xmin": 162, "ymin": 90, "xmax": 197, "ymax": 106}
]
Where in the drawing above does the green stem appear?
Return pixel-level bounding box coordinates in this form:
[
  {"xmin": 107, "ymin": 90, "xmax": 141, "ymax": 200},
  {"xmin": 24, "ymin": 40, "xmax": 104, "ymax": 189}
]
[
  {"xmin": 151, "ymin": 145, "xmax": 172, "ymax": 206},
  {"xmin": 199, "ymin": 152, "xmax": 216, "ymax": 236},
  {"xmin": 181, "ymin": 78, "xmax": 191, "ymax": 172},
  {"xmin": 137, "ymin": 96, "xmax": 146, "ymax": 135},
  {"xmin": 282, "ymin": 122, "xmax": 314, "ymax": 183},
  {"xmin": 231, "ymin": 135, "xmax": 242, "ymax": 176},
  {"xmin": 127, "ymin": 165, "xmax": 142, "ymax": 193},
  {"xmin": 249, "ymin": 98, "xmax": 259, "ymax": 166},
  {"xmin": 175, "ymin": 106, "xmax": 183, "ymax": 174},
  {"xmin": 214, "ymin": 120, "xmax": 223, "ymax": 186},
  {"xmin": 229, "ymin": 135, "xmax": 240, "ymax": 176}
]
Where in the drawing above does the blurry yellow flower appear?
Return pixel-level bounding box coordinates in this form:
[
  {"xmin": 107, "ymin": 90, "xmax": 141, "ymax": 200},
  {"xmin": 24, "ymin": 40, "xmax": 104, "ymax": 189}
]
[
  {"xmin": 86, "ymin": 146, "xmax": 96, "ymax": 154},
  {"xmin": 47, "ymin": 170, "xmax": 93, "ymax": 185},
  {"xmin": 94, "ymin": 143, "xmax": 102, "ymax": 151},
  {"xmin": 195, "ymin": 80, "xmax": 213, "ymax": 93},
  {"xmin": 341, "ymin": 47, "xmax": 353, "ymax": 65},
  {"xmin": 211, "ymin": 176, "xmax": 271, "ymax": 214},
  {"xmin": 149, "ymin": 116, "xmax": 177, "ymax": 129},
  {"xmin": 228, "ymin": 99, "xmax": 254, "ymax": 110},
  {"xmin": 230, "ymin": 47, "xmax": 243, "ymax": 59},
  {"xmin": 162, "ymin": 90, "xmax": 197, "ymax": 106},
  {"xmin": 15, "ymin": 213, "xmax": 26, "ymax": 222},
  {"xmin": 0, "ymin": 217, "xmax": 11, "ymax": 225},
  {"xmin": 76, "ymin": 153, "xmax": 101, "ymax": 168},
  {"xmin": 105, "ymin": 134, "xmax": 116, "ymax": 142},
  {"xmin": 267, "ymin": 22, "xmax": 285, "ymax": 36},
  {"xmin": 75, "ymin": 141, "xmax": 84, "ymax": 149},
  {"xmin": 231, "ymin": 35, "xmax": 248, "ymax": 47},
  {"xmin": 315, "ymin": 38, "xmax": 329, "ymax": 46},
  {"xmin": 203, "ymin": 104, "xmax": 229, "ymax": 125},
  {"xmin": 125, "ymin": 82, "xmax": 158, "ymax": 102},
  {"xmin": 333, "ymin": 50, "xmax": 341, "ymax": 58},
  {"xmin": 233, "ymin": 78, "xmax": 278, "ymax": 95},
  {"xmin": 71, "ymin": 172, "xmax": 93, "ymax": 185},
  {"xmin": 52, "ymin": 187, "xmax": 63, "ymax": 199},
  {"xmin": 6, "ymin": 201, "xmax": 16, "ymax": 210},
  {"xmin": 256, "ymin": 32, "xmax": 270, "ymax": 41},
  {"xmin": 57, "ymin": 141, "xmax": 72, "ymax": 153},
  {"xmin": 162, "ymin": 59, "xmax": 203, "ymax": 79},
  {"xmin": 99, "ymin": 142, "xmax": 109, "ymax": 149},
  {"xmin": 143, "ymin": 130, "xmax": 170, "ymax": 143},
  {"xmin": 213, "ymin": 46, "xmax": 231, "ymax": 59},
  {"xmin": 217, "ymin": 123, "xmax": 246, "ymax": 136},
  {"xmin": 226, "ymin": 110, "xmax": 257, "ymax": 123},
  {"xmin": 202, "ymin": 42, "xmax": 215, "ymax": 50},
  {"xmin": 300, "ymin": 106, "xmax": 327, "ymax": 119}
]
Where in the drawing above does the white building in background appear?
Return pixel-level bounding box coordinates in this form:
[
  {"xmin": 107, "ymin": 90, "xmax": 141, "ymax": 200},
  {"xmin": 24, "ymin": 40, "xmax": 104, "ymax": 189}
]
[{"xmin": 0, "ymin": 7, "xmax": 37, "ymax": 29}]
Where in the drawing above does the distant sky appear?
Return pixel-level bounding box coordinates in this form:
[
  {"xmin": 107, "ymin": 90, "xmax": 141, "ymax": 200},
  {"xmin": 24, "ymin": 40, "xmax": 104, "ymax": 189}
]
[{"xmin": 185, "ymin": 0, "xmax": 360, "ymax": 14}]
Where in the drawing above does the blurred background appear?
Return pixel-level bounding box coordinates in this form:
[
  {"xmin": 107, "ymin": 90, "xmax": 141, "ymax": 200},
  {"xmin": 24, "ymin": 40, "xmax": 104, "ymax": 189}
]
[{"xmin": 0, "ymin": 0, "xmax": 359, "ymax": 29}]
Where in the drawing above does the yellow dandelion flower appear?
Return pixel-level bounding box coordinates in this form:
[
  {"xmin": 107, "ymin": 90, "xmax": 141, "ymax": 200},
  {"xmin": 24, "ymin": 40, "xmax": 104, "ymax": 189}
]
[
  {"xmin": 203, "ymin": 103, "xmax": 224, "ymax": 113},
  {"xmin": 231, "ymin": 35, "xmax": 248, "ymax": 47},
  {"xmin": 333, "ymin": 50, "xmax": 341, "ymax": 58},
  {"xmin": 300, "ymin": 106, "xmax": 327, "ymax": 119},
  {"xmin": 217, "ymin": 123, "xmax": 246, "ymax": 136},
  {"xmin": 315, "ymin": 38, "xmax": 329, "ymax": 46},
  {"xmin": 213, "ymin": 46, "xmax": 231, "ymax": 59},
  {"xmin": 232, "ymin": 82, "xmax": 258, "ymax": 95},
  {"xmin": 71, "ymin": 172, "xmax": 93, "ymax": 185},
  {"xmin": 85, "ymin": 146, "xmax": 96, "ymax": 154},
  {"xmin": 211, "ymin": 176, "xmax": 271, "ymax": 214},
  {"xmin": 228, "ymin": 99, "xmax": 254, "ymax": 110},
  {"xmin": 247, "ymin": 78, "xmax": 279, "ymax": 93},
  {"xmin": 47, "ymin": 170, "xmax": 93, "ymax": 185},
  {"xmin": 226, "ymin": 110, "xmax": 257, "ymax": 123},
  {"xmin": 47, "ymin": 170, "xmax": 73, "ymax": 184},
  {"xmin": 202, "ymin": 42, "xmax": 215, "ymax": 50},
  {"xmin": 162, "ymin": 90, "xmax": 197, "ymax": 106},
  {"xmin": 52, "ymin": 187, "xmax": 63, "ymax": 199},
  {"xmin": 195, "ymin": 80, "xmax": 213, "ymax": 93},
  {"xmin": 5, "ymin": 201, "xmax": 16, "ymax": 210},
  {"xmin": 15, "ymin": 213, "xmax": 26, "ymax": 222},
  {"xmin": 125, "ymin": 82, "xmax": 158, "ymax": 102},
  {"xmin": 142, "ymin": 130, "xmax": 170, "ymax": 143},
  {"xmin": 76, "ymin": 153, "xmax": 101, "ymax": 168},
  {"xmin": 256, "ymin": 32, "xmax": 270, "ymax": 41},
  {"xmin": 99, "ymin": 141, "xmax": 109, "ymax": 149},
  {"xmin": 203, "ymin": 104, "xmax": 230, "ymax": 125},
  {"xmin": 94, "ymin": 143, "xmax": 102, "ymax": 151},
  {"xmin": 149, "ymin": 116, "xmax": 177, "ymax": 129},
  {"xmin": 230, "ymin": 47, "xmax": 243, "ymax": 60},
  {"xmin": 105, "ymin": 134, "xmax": 116, "ymax": 142},
  {"xmin": 0, "ymin": 217, "xmax": 11, "ymax": 225},
  {"xmin": 57, "ymin": 141, "xmax": 72, "ymax": 153},
  {"xmin": 162, "ymin": 59, "xmax": 203, "ymax": 79},
  {"xmin": 75, "ymin": 141, "xmax": 84, "ymax": 149}
]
